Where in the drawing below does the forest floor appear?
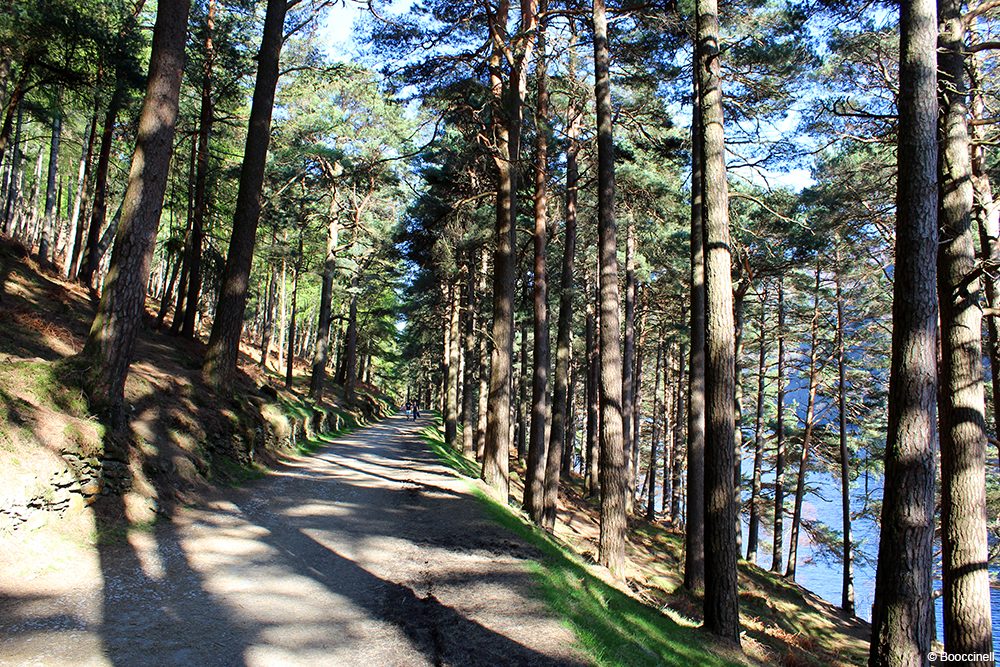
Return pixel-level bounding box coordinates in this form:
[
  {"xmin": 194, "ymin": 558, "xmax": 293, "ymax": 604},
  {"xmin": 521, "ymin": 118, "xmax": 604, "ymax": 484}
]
[
  {"xmin": 0, "ymin": 414, "xmax": 593, "ymax": 666},
  {"xmin": 420, "ymin": 424, "xmax": 871, "ymax": 667}
]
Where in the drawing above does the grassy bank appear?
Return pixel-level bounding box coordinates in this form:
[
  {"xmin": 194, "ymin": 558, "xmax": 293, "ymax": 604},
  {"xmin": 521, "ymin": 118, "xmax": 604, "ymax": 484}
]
[{"xmin": 418, "ymin": 419, "xmax": 745, "ymax": 667}]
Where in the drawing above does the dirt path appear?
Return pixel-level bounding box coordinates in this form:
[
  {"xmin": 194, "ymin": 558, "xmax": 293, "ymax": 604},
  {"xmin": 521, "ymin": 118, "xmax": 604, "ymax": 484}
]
[{"xmin": 0, "ymin": 415, "xmax": 587, "ymax": 666}]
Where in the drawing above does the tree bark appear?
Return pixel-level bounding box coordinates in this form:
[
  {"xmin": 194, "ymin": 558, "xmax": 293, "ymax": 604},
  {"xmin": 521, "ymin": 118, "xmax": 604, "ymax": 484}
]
[
  {"xmin": 38, "ymin": 102, "xmax": 61, "ymax": 266},
  {"xmin": 622, "ymin": 224, "xmax": 636, "ymax": 512},
  {"xmin": 80, "ymin": 0, "xmax": 191, "ymax": 422},
  {"xmin": 66, "ymin": 104, "xmax": 98, "ymax": 278},
  {"xmin": 203, "ymin": 0, "xmax": 287, "ymax": 391},
  {"xmin": 181, "ymin": 0, "xmax": 215, "ymax": 339},
  {"xmin": 461, "ymin": 256, "xmax": 477, "ymax": 457},
  {"xmin": 593, "ymin": 0, "xmax": 627, "ymax": 578},
  {"xmin": 647, "ymin": 340, "xmax": 663, "ymax": 521},
  {"xmin": 786, "ymin": 265, "xmax": 822, "ymax": 581},
  {"xmin": 170, "ymin": 139, "xmax": 197, "ymax": 335},
  {"xmin": 446, "ymin": 278, "xmax": 461, "ymax": 446},
  {"xmin": 260, "ymin": 260, "xmax": 278, "ymax": 368},
  {"xmin": 835, "ymin": 266, "xmax": 854, "ymax": 616},
  {"xmin": 344, "ymin": 271, "xmax": 359, "ymax": 402},
  {"xmin": 284, "ymin": 231, "xmax": 303, "ymax": 390},
  {"xmin": 542, "ymin": 89, "xmax": 580, "ymax": 531},
  {"xmin": 310, "ymin": 187, "xmax": 339, "ymax": 400},
  {"xmin": 482, "ymin": 0, "xmax": 516, "ymax": 500},
  {"xmin": 685, "ymin": 55, "xmax": 707, "ymax": 594},
  {"xmin": 746, "ymin": 286, "xmax": 767, "ymax": 564},
  {"xmin": 937, "ymin": 0, "xmax": 993, "ymax": 657},
  {"xmin": 697, "ymin": 0, "xmax": 740, "ymax": 639},
  {"xmin": 868, "ymin": 0, "xmax": 939, "ymax": 663},
  {"xmin": 2, "ymin": 101, "xmax": 22, "ymax": 235},
  {"xmin": 586, "ymin": 272, "xmax": 600, "ymax": 497},
  {"xmin": 772, "ymin": 275, "xmax": 786, "ymax": 573},
  {"xmin": 80, "ymin": 80, "xmax": 126, "ymax": 289},
  {"xmin": 671, "ymin": 342, "xmax": 686, "ymax": 522},
  {"xmin": 633, "ymin": 310, "xmax": 646, "ymax": 511},
  {"xmin": 525, "ymin": 3, "xmax": 551, "ymax": 522},
  {"xmin": 475, "ymin": 246, "xmax": 490, "ymax": 461}
]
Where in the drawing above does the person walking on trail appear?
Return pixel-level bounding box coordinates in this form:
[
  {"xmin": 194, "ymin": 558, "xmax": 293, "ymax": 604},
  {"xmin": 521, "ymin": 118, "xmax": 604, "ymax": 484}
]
[
  {"xmin": 411, "ymin": 402, "xmax": 419, "ymax": 421},
  {"xmin": 404, "ymin": 401, "xmax": 411, "ymax": 419}
]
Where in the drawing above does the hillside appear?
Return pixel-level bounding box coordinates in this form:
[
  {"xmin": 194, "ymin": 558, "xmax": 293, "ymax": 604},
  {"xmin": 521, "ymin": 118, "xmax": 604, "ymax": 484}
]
[
  {"xmin": 421, "ymin": 422, "xmax": 871, "ymax": 667},
  {"xmin": 0, "ymin": 237, "xmax": 391, "ymax": 555}
]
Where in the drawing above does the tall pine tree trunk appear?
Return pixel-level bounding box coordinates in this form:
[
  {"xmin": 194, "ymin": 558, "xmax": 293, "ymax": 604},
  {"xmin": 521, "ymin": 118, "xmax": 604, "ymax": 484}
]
[
  {"xmin": 203, "ymin": 0, "xmax": 287, "ymax": 391},
  {"xmin": 461, "ymin": 256, "xmax": 477, "ymax": 457},
  {"xmin": 670, "ymin": 342, "xmax": 685, "ymax": 521},
  {"xmin": 309, "ymin": 187, "xmax": 339, "ymax": 400},
  {"xmin": 835, "ymin": 266, "xmax": 854, "ymax": 615},
  {"xmin": 525, "ymin": 3, "xmax": 551, "ymax": 522},
  {"xmin": 868, "ymin": 0, "xmax": 939, "ymax": 662},
  {"xmin": 482, "ymin": 0, "xmax": 516, "ymax": 499},
  {"xmin": 786, "ymin": 266, "xmax": 821, "ymax": 581},
  {"xmin": 593, "ymin": 0, "xmax": 627, "ymax": 578},
  {"xmin": 647, "ymin": 340, "xmax": 662, "ymax": 521},
  {"xmin": 622, "ymin": 224, "xmax": 636, "ymax": 513},
  {"xmin": 685, "ymin": 54, "xmax": 707, "ymax": 594},
  {"xmin": 772, "ymin": 275, "xmax": 786, "ymax": 573},
  {"xmin": 746, "ymin": 286, "xmax": 767, "ymax": 563},
  {"xmin": 697, "ymin": 0, "xmax": 740, "ymax": 639},
  {"xmin": 585, "ymin": 275, "xmax": 600, "ymax": 497},
  {"xmin": 66, "ymin": 105, "xmax": 97, "ymax": 278},
  {"xmin": 80, "ymin": 0, "xmax": 191, "ymax": 423},
  {"xmin": 475, "ymin": 246, "xmax": 490, "ymax": 461},
  {"xmin": 445, "ymin": 278, "xmax": 461, "ymax": 446},
  {"xmin": 38, "ymin": 102, "xmax": 61, "ymax": 266},
  {"xmin": 181, "ymin": 0, "xmax": 215, "ymax": 339},
  {"xmin": 937, "ymin": 0, "xmax": 993, "ymax": 656},
  {"xmin": 542, "ymin": 92, "xmax": 580, "ymax": 531}
]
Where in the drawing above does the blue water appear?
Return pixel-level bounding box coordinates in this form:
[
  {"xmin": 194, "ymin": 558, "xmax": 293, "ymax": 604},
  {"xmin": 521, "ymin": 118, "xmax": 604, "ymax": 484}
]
[{"xmin": 740, "ymin": 467, "xmax": 1000, "ymax": 656}]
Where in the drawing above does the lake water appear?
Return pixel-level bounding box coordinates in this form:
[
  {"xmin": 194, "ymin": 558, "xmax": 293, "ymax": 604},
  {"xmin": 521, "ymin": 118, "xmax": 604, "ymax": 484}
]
[{"xmin": 740, "ymin": 467, "xmax": 1000, "ymax": 656}]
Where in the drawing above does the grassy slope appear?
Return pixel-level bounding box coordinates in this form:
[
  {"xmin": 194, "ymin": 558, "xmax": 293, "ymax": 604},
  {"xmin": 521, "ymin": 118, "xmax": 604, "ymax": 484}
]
[{"xmin": 419, "ymin": 419, "xmax": 870, "ymax": 667}]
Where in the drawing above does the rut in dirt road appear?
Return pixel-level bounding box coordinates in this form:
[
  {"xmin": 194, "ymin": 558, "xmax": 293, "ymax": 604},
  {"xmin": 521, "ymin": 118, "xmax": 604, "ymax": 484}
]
[{"xmin": 0, "ymin": 415, "xmax": 588, "ymax": 667}]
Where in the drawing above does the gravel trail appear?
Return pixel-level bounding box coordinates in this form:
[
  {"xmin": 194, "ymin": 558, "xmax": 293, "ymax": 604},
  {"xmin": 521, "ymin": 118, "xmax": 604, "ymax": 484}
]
[{"xmin": 0, "ymin": 414, "xmax": 587, "ymax": 666}]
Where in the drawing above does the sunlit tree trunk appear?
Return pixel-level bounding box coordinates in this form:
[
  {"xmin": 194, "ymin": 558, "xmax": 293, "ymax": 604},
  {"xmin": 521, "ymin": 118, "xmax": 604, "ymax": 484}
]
[
  {"xmin": 203, "ymin": 0, "xmax": 287, "ymax": 391},
  {"xmin": 622, "ymin": 224, "xmax": 636, "ymax": 513},
  {"xmin": 746, "ymin": 286, "xmax": 767, "ymax": 563},
  {"xmin": 482, "ymin": 0, "xmax": 516, "ymax": 499},
  {"xmin": 525, "ymin": 3, "xmax": 551, "ymax": 523},
  {"xmin": 787, "ymin": 266, "xmax": 821, "ymax": 581},
  {"xmin": 835, "ymin": 266, "xmax": 854, "ymax": 615},
  {"xmin": 181, "ymin": 0, "xmax": 215, "ymax": 339},
  {"xmin": 542, "ymin": 86, "xmax": 581, "ymax": 531},
  {"xmin": 310, "ymin": 186, "xmax": 339, "ymax": 400},
  {"xmin": 937, "ymin": 0, "xmax": 993, "ymax": 656},
  {"xmin": 586, "ymin": 272, "xmax": 600, "ymax": 497},
  {"xmin": 462, "ymin": 256, "xmax": 477, "ymax": 457},
  {"xmin": 670, "ymin": 342, "xmax": 686, "ymax": 521},
  {"xmin": 65, "ymin": 106, "xmax": 97, "ymax": 278},
  {"xmin": 632, "ymin": 310, "xmax": 646, "ymax": 511},
  {"xmin": 685, "ymin": 54, "xmax": 706, "ymax": 594},
  {"xmin": 771, "ymin": 275, "xmax": 786, "ymax": 573},
  {"xmin": 38, "ymin": 100, "xmax": 61, "ymax": 266},
  {"xmin": 284, "ymin": 231, "xmax": 303, "ymax": 390},
  {"xmin": 475, "ymin": 247, "xmax": 490, "ymax": 461},
  {"xmin": 80, "ymin": 0, "xmax": 191, "ymax": 423},
  {"xmin": 259, "ymin": 261, "xmax": 278, "ymax": 369},
  {"xmin": 647, "ymin": 340, "xmax": 662, "ymax": 521},
  {"xmin": 446, "ymin": 278, "xmax": 461, "ymax": 446},
  {"xmin": 593, "ymin": 0, "xmax": 627, "ymax": 578},
  {"xmin": 697, "ymin": 0, "xmax": 740, "ymax": 639},
  {"xmin": 868, "ymin": 0, "xmax": 939, "ymax": 662}
]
